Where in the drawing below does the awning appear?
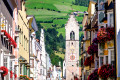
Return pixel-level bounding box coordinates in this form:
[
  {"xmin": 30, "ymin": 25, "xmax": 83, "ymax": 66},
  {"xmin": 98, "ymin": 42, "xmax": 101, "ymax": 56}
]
[{"xmin": 1, "ymin": 30, "xmax": 17, "ymax": 48}]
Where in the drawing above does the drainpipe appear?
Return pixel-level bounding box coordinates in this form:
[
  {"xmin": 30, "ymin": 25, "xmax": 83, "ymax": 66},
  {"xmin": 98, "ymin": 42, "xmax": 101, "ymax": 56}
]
[{"xmin": 113, "ymin": 0, "xmax": 117, "ymax": 79}]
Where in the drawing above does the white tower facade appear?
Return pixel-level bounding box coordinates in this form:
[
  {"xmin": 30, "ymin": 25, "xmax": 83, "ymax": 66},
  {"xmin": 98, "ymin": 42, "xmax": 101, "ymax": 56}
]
[{"xmin": 65, "ymin": 15, "xmax": 80, "ymax": 80}]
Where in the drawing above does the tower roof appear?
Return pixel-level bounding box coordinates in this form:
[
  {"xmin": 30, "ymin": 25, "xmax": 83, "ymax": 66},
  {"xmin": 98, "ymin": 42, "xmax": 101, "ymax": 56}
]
[{"xmin": 65, "ymin": 15, "xmax": 79, "ymax": 29}]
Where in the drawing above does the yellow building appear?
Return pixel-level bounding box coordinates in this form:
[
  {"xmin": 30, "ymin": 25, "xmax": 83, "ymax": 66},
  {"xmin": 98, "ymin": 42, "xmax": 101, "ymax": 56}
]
[
  {"xmin": 17, "ymin": 0, "xmax": 30, "ymax": 77},
  {"xmin": 81, "ymin": 1, "xmax": 96, "ymax": 80}
]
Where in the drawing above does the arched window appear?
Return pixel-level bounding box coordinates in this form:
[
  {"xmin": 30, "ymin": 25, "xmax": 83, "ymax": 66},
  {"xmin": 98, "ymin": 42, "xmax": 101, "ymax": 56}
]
[{"xmin": 70, "ymin": 31, "xmax": 75, "ymax": 40}]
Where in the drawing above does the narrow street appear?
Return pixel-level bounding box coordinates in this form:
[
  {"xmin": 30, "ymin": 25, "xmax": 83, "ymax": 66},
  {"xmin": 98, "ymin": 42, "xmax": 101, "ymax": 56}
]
[{"xmin": 0, "ymin": 0, "xmax": 120, "ymax": 80}]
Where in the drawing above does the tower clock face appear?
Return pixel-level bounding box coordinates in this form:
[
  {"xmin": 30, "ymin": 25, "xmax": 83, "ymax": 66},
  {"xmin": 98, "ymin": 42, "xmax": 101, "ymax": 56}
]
[{"xmin": 70, "ymin": 55, "xmax": 75, "ymax": 60}]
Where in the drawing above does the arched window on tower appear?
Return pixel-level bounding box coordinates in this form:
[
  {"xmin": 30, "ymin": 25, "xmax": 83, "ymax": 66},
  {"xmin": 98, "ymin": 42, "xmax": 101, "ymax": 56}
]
[{"xmin": 70, "ymin": 31, "xmax": 75, "ymax": 40}]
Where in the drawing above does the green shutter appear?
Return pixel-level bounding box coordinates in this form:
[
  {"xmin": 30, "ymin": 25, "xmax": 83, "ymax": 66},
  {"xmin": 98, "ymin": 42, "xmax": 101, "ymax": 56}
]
[
  {"xmin": 23, "ymin": 64, "xmax": 25, "ymax": 75},
  {"xmin": 28, "ymin": 68, "xmax": 30, "ymax": 77}
]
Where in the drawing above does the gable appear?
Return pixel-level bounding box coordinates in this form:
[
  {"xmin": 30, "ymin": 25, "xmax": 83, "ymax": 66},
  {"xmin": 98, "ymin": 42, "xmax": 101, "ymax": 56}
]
[{"xmin": 65, "ymin": 15, "xmax": 79, "ymax": 29}]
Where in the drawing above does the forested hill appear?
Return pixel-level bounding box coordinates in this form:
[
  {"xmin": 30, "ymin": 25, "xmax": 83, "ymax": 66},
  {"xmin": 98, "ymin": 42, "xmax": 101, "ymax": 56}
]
[
  {"xmin": 25, "ymin": 0, "xmax": 88, "ymax": 67},
  {"xmin": 74, "ymin": 0, "xmax": 89, "ymax": 7}
]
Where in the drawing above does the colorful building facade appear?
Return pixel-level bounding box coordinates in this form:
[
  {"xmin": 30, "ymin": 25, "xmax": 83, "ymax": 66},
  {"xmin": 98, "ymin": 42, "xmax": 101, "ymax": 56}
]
[
  {"xmin": 17, "ymin": 0, "xmax": 30, "ymax": 78},
  {"xmin": 81, "ymin": 0, "xmax": 115, "ymax": 80}
]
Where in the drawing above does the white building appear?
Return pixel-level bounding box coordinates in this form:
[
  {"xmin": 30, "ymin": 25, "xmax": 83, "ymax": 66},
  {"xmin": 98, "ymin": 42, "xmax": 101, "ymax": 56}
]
[
  {"xmin": 52, "ymin": 65, "xmax": 62, "ymax": 80},
  {"xmin": 39, "ymin": 29, "xmax": 47, "ymax": 80},
  {"xmin": 46, "ymin": 54, "xmax": 52, "ymax": 80},
  {"xmin": 63, "ymin": 60, "xmax": 66, "ymax": 79},
  {"xmin": 27, "ymin": 15, "xmax": 38, "ymax": 80},
  {"xmin": 0, "ymin": 0, "xmax": 18, "ymax": 80}
]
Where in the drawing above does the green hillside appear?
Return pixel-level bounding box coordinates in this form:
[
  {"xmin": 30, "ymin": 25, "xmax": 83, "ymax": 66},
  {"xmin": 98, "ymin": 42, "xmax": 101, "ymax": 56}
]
[{"xmin": 25, "ymin": 0, "xmax": 87, "ymax": 66}]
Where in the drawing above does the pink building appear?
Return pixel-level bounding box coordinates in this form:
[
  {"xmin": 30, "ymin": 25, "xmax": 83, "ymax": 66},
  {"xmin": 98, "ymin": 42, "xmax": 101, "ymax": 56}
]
[{"xmin": 0, "ymin": 0, "xmax": 18, "ymax": 80}]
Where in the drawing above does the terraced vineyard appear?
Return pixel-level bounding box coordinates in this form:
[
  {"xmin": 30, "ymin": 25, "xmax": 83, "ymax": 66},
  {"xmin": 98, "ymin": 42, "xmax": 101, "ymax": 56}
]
[{"xmin": 25, "ymin": 0, "xmax": 87, "ymax": 66}]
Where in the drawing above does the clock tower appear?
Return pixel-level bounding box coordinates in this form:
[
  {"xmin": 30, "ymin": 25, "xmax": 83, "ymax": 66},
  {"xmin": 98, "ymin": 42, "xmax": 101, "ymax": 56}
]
[{"xmin": 65, "ymin": 15, "xmax": 79, "ymax": 80}]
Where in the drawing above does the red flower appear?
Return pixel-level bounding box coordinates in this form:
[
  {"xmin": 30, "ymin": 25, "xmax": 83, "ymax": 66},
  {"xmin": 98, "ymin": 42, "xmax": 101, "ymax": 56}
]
[
  {"xmin": 1, "ymin": 30, "xmax": 17, "ymax": 48},
  {"xmin": 97, "ymin": 27, "xmax": 115, "ymax": 43},
  {"xmin": 90, "ymin": 56, "xmax": 94, "ymax": 63},
  {"xmin": 10, "ymin": 71, "xmax": 13, "ymax": 78},
  {"xmin": 98, "ymin": 65, "xmax": 115, "ymax": 79},
  {"xmin": 84, "ymin": 56, "xmax": 94, "ymax": 66},
  {"xmin": 106, "ymin": 27, "xmax": 114, "ymax": 40},
  {"xmin": 0, "ymin": 66, "xmax": 8, "ymax": 76},
  {"xmin": 87, "ymin": 44, "xmax": 98, "ymax": 55},
  {"xmin": 97, "ymin": 28, "xmax": 108, "ymax": 43},
  {"xmin": 92, "ymin": 38, "xmax": 99, "ymax": 44},
  {"xmin": 88, "ymin": 69, "xmax": 99, "ymax": 80},
  {"xmin": 14, "ymin": 74, "xmax": 17, "ymax": 79}
]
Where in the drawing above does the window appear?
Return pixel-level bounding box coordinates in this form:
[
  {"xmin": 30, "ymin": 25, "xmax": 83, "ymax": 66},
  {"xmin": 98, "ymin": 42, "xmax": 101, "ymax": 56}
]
[
  {"xmin": 108, "ymin": 49, "xmax": 115, "ymax": 65},
  {"xmin": 6, "ymin": 20, "xmax": 8, "ymax": 32},
  {"xmin": 4, "ymin": 57, "xmax": 7, "ymax": 67},
  {"xmin": 26, "ymin": 38, "xmax": 27, "ymax": 50},
  {"xmin": 84, "ymin": 56, "xmax": 85, "ymax": 63},
  {"xmin": 43, "ymin": 69, "xmax": 44, "ymax": 75},
  {"xmin": 24, "ymin": 36, "xmax": 25, "ymax": 49},
  {"xmin": 86, "ymin": 31, "xmax": 90, "ymax": 40},
  {"xmin": 99, "ymin": 43, "xmax": 104, "ymax": 50},
  {"xmin": 9, "ymin": 25, "xmax": 11, "ymax": 34},
  {"xmin": 15, "ymin": 66, "xmax": 17, "ymax": 75},
  {"xmin": 30, "ymin": 60, "xmax": 34, "ymax": 68},
  {"xmin": 10, "ymin": 61, "xmax": 12, "ymax": 70},
  {"xmin": 86, "ymin": 71, "xmax": 89, "ymax": 78},
  {"xmin": 110, "ymin": 13, "xmax": 113, "ymax": 27},
  {"xmin": 99, "ymin": 0, "xmax": 106, "ymax": 10},
  {"xmin": 95, "ymin": 31, "xmax": 97, "ymax": 38},
  {"xmin": 40, "ymin": 69, "xmax": 42, "ymax": 75},
  {"xmin": 19, "ymin": 29, "xmax": 21, "ymax": 44},
  {"xmin": 83, "ymin": 43, "xmax": 85, "ymax": 51},
  {"xmin": 111, "ymin": 50, "xmax": 115, "ymax": 65},
  {"xmin": 100, "ymin": 57, "xmax": 103, "ymax": 66},
  {"xmin": 22, "ymin": 32, "xmax": 23, "ymax": 45},
  {"xmin": 95, "ymin": 60, "xmax": 99, "ymax": 68},
  {"xmin": 40, "ymin": 54, "xmax": 42, "ymax": 60},
  {"xmin": 20, "ymin": 64, "xmax": 23, "ymax": 74},
  {"xmin": 27, "ymin": 40, "xmax": 29, "ymax": 52},
  {"xmin": 99, "ymin": 12, "xmax": 104, "ymax": 23},
  {"xmin": 70, "ymin": 31, "xmax": 75, "ymax": 40},
  {"xmin": 81, "ymin": 58, "xmax": 83, "ymax": 66},
  {"xmin": 106, "ymin": 56, "xmax": 108, "ymax": 64}
]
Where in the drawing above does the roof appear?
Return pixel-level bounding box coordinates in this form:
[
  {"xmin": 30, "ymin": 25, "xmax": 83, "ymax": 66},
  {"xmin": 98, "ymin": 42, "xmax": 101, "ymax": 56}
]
[
  {"xmin": 65, "ymin": 14, "xmax": 79, "ymax": 29},
  {"xmin": 27, "ymin": 15, "xmax": 38, "ymax": 31},
  {"xmin": 107, "ymin": 1, "xmax": 114, "ymax": 10}
]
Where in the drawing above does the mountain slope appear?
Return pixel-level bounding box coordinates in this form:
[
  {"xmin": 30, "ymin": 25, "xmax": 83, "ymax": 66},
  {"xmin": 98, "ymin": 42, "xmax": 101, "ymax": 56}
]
[{"xmin": 25, "ymin": 0, "xmax": 87, "ymax": 66}]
